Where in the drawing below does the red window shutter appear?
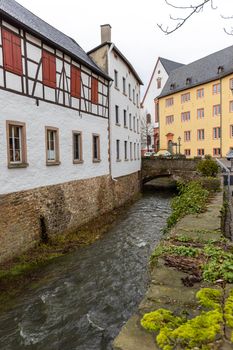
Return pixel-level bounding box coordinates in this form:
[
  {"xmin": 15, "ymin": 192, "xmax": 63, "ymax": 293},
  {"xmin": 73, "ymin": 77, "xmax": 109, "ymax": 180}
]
[
  {"xmin": 42, "ymin": 50, "xmax": 56, "ymax": 88},
  {"xmin": 71, "ymin": 66, "xmax": 81, "ymax": 98},
  {"xmin": 91, "ymin": 77, "xmax": 98, "ymax": 104},
  {"xmin": 2, "ymin": 28, "xmax": 22, "ymax": 75}
]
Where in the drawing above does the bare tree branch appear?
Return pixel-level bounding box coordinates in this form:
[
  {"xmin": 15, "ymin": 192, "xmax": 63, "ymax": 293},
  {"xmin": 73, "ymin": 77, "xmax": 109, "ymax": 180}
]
[{"xmin": 158, "ymin": 0, "xmax": 217, "ymax": 35}]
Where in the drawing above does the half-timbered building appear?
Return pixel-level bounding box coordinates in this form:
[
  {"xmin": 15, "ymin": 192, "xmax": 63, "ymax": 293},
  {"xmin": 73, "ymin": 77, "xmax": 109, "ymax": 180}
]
[
  {"xmin": 0, "ymin": 1, "xmax": 141, "ymax": 263},
  {"xmin": 89, "ymin": 25, "xmax": 143, "ymax": 179}
]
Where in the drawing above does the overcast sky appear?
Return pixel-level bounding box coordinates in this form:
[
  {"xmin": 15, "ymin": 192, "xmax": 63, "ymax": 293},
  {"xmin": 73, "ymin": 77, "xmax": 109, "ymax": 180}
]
[{"xmin": 17, "ymin": 0, "xmax": 233, "ymax": 95}]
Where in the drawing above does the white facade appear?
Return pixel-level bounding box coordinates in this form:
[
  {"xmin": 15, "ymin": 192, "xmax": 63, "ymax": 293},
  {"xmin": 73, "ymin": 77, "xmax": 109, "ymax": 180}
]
[
  {"xmin": 109, "ymin": 49, "xmax": 141, "ymax": 178},
  {"xmin": 142, "ymin": 59, "xmax": 169, "ymax": 129},
  {"xmin": 0, "ymin": 18, "xmax": 110, "ymax": 195}
]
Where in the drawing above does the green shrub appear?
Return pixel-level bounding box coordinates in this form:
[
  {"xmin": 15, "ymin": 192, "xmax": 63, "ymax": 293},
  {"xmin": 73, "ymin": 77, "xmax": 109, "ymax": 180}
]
[
  {"xmin": 197, "ymin": 159, "xmax": 219, "ymax": 177},
  {"xmin": 167, "ymin": 181, "xmax": 209, "ymax": 228}
]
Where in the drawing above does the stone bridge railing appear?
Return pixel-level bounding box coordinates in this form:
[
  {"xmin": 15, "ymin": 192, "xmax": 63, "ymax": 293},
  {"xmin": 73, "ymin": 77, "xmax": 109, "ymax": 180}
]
[{"xmin": 142, "ymin": 157, "xmax": 201, "ymax": 183}]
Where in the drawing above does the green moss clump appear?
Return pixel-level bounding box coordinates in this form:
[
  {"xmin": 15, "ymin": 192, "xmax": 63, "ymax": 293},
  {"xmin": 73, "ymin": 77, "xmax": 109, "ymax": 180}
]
[
  {"xmin": 141, "ymin": 287, "xmax": 233, "ymax": 349},
  {"xmin": 197, "ymin": 288, "xmax": 222, "ymax": 310}
]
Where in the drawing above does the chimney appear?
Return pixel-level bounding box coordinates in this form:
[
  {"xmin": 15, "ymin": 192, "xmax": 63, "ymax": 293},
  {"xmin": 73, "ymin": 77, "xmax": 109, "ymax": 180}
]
[{"xmin": 101, "ymin": 24, "xmax": 111, "ymax": 44}]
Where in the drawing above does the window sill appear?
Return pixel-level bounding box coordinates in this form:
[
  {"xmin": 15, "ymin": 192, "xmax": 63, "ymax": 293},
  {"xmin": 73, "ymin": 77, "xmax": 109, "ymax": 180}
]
[
  {"xmin": 46, "ymin": 161, "xmax": 61, "ymax": 166},
  {"xmin": 8, "ymin": 162, "xmax": 29, "ymax": 169},
  {"xmin": 116, "ymin": 159, "xmax": 121, "ymax": 162},
  {"xmin": 93, "ymin": 159, "xmax": 101, "ymax": 163},
  {"xmin": 114, "ymin": 86, "xmax": 120, "ymax": 91},
  {"xmin": 123, "ymin": 93, "xmax": 127, "ymax": 97},
  {"xmin": 125, "ymin": 159, "xmax": 129, "ymax": 161},
  {"xmin": 124, "ymin": 125, "xmax": 128, "ymax": 129},
  {"xmin": 73, "ymin": 160, "xmax": 84, "ymax": 164},
  {"xmin": 115, "ymin": 123, "xmax": 121, "ymax": 127}
]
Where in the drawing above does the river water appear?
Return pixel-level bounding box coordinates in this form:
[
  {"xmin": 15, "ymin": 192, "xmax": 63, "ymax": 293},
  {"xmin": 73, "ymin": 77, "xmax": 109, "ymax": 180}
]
[{"xmin": 0, "ymin": 190, "xmax": 171, "ymax": 350}]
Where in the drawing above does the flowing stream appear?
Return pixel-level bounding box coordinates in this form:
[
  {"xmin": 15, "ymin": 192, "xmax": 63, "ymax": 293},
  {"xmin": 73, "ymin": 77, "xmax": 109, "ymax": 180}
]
[{"xmin": 0, "ymin": 190, "xmax": 171, "ymax": 350}]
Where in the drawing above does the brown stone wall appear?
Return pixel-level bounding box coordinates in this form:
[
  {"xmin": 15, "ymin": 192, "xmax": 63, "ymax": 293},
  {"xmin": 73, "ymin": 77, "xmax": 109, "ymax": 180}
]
[{"xmin": 0, "ymin": 172, "xmax": 141, "ymax": 263}]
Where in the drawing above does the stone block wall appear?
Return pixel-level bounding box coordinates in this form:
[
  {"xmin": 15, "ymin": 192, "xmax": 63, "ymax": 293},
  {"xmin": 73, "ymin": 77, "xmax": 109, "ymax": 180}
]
[{"xmin": 0, "ymin": 172, "xmax": 141, "ymax": 263}]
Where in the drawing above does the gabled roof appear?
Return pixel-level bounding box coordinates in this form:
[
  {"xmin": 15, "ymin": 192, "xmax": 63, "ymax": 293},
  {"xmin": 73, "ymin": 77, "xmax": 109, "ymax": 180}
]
[
  {"xmin": 88, "ymin": 42, "xmax": 143, "ymax": 85},
  {"xmin": 141, "ymin": 57, "xmax": 184, "ymax": 106},
  {"xmin": 159, "ymin": 57, "xmax": 184, "ymax": 75},
  {"xmin": 0, "ymin": 0, "xmax": 110, "ymax": 80},
  {"xmin": 159, "ymin": 45, "xmax": 233, "ymax": 98}
]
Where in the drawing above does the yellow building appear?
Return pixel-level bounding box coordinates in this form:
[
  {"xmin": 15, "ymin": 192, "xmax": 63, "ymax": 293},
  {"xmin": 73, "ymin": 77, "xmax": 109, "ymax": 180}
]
[{"xmin": 158, "ymin": 45, "xmax": 233, "ymax": 158}]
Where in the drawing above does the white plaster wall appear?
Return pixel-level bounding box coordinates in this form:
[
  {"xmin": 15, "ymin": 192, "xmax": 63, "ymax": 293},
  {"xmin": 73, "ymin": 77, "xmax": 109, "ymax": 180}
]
[
  {"xmin": 109, "ymin": 49, "xmax": 141, "ymax": 178},
  {"xmin": 142, "ymin": 60, "xmax": 169, "ymax": 125},
  {"xmin": 0, "ymin": 89, "xmax": 109, "ymax": 194}
]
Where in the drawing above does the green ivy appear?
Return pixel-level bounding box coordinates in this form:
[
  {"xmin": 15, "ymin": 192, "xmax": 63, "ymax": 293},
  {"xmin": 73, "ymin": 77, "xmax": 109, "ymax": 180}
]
[{"xmin": 166, "ymin": 181, "xmax": 209, "ymax": 229}]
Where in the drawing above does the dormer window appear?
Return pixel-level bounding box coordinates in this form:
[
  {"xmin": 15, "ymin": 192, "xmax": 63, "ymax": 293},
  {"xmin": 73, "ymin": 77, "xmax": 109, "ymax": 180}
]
[
  {"xmin": 170, "ymin": 83, "xmax": 175, "ymax": 90},
  {"xmin": 218, "ymin": 66, "xmax": 224, "ymax": 74},
  {"xmin": 186, "ymin": 77, "xmax": 192, "ymax": 85}
]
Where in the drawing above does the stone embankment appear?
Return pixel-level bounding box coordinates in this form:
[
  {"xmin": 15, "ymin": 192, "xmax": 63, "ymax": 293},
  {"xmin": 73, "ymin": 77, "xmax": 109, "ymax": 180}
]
[{"xmin": 113, "ymin": 190, "xmax": 233, "ymax": 350}]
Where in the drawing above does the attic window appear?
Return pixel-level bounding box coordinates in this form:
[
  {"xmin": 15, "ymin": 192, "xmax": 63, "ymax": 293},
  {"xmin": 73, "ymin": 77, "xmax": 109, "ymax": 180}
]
[
  {"xmin": 170, "ymin": 83, "xmax": 175, "ymax": 90},
  {"xmin": 186, "ymin": 77, "xmax": 192, "ymax": 85},
  {"xmin": 218, "ymin": 66, "xmax": 224, "ymax": 74}
]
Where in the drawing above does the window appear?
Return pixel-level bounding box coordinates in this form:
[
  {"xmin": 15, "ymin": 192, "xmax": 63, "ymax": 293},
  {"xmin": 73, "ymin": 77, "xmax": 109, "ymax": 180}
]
[
  {"xmin": 213, "ymin": 127, "xmax": 221, "ymax": 139},
  {"xmin": 184, "ymin": 131, "xmax": 191, "ymax": 142},
  {"xmin": 197, "ymin": 149, "xmax": 205, "ymax": 156},
  {"xmin": 114, "ymin": 70, "xmax": 118, "ymax": 88},
  {"xmin": 230, "ymin": 125, "xmax": 233, "ymax": 138},
  {"xmin": 123, "ymin": 77, "xmax": 126, "ymax": 94},
  {"xmin": 123, "ymin": 109, "xmax": 127, "ymax": 127},
  {"xmin": 146, "ymin": 114, "xmax": 151, "ymax": 124},
  {"xmin": 92, "ymin": 134, "xmax": 100, "ymax": 162},
  {"xmin": 129, "ymin": 113, "xmax": 132, "ymax": 130},
  {"xmin": 133, "ymin": 89, "xmax": 135, "ymax": 104},
  {"xmin": 6, "ymin": 121, "xmax": 27, "ymax": 167},
  {"xmin": 130, "ymin": 142, "xmax": 133, "ymax": 160},
  {"xmin": 133, "ymin": 116, "xmax": 136, "ymax": 132},
  {"xmin": 136, "ymin": 94, "xmax": 139, "ymax": 107},
  {"xmin": 134, "ymin": 143, "xmax": 136, "ymax": 160},
  {"xmin": 71, "ymin": 66, "xmax": 81, "ymax": 98},
  {"xmin": 213, "ymin": 148, "xmax": 221, "ymax": 156},
  {"xmin": 197, "ymin": 129, "xmax": 205, "ymax": 140},
  {"xmin": 137, "ymin": 119, "xmax": 139, "ymax": 133},
  {"xmin": 230, "ymin": 101, "xmax": 233, "ymax": 112},
  {"xmin": 197, "ymin": 88, "xmax": 204, "ymax": 99},
  {"xmin": 115, "ymin": 105, "xmax": 119, "ymax": 124},
  {"xmin": 42, "ymin": 50, "xmax": 56, "ymax": 88},
  {"xmin": 166, "ymin": 115, "xmax": 174, "ymax": 124},
  {"xmin": 73, "ymin": 131, "xmax": 83, "ymax": 163},
  {"xmin": 155, "ymin": 101, "xmax": 159, "ymax": 122},
  {"xmin": 157, "ymin": 78, "xmax": 161, "ymax": 89},
  {"xmin": 197, "ymin": 108, "xmax": 204, "ymax": 119},
  {"xmin": 181, "ymin": 92, "xmax": 190, "ymax": 103},
  {"xmin": 128, "ymin": 84, "xmax": 131, "ymax": 99},
  {"xmin": 184, "ymin": 149, "xmax": 191, "ymax": 156},
  {"xmin": 165, "ymin": 97, "xmax": 174, "ymax": 107},
  {"xmin": 213, "ymin": 83, "xmax": 221, "ymax": 94},
  {"xmin": 2, "ymin": 28, "xmax": 23, "ymax": 75},
  {"xmin": 45, "ymin": 127, "xmax": 60, "ymax": 165},
  {"xmin": 124, "ymin": 141, "xmax": 128, "ymax": 160},
  {"xmin": 137, "ymin": 143, "xmax": 140, "ymax": 159},
  {"xmin": 181, "ymin": 111, "xmax": 190, "ymax": 122},
  {"xmin": 116, "ymin": 139, "xmax": 120, "ymax": 161},
  {"xmin": 91, "ymin": 77, "xmax": 98, "ymax": 104},
  {"xmin": 213, "ymin": 104, "xmax": 221, "ymax": 116},
  {"xmin": 229, "ymin": 78, "xmax": 233, "ymax": 90}
]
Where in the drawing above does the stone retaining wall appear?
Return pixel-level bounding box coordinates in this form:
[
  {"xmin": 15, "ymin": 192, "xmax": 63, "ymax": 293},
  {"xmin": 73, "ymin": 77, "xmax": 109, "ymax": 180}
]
[{"xmin": 0, "ymin": 172, "xmax": 140, "ymax": 263}]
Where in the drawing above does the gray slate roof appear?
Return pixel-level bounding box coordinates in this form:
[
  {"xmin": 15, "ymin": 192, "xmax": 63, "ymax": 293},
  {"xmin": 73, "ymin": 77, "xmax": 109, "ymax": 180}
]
[
  {"xmin": 0, "ymin": 0, "xmax": 110, "ymax": 80},
  {"xmin": 159, "ymin": 57, "xmax": 184, "ymax": 75},
  {"xmin": 160, "ymin": 45, "xmax": 233, "ymax": 98}
]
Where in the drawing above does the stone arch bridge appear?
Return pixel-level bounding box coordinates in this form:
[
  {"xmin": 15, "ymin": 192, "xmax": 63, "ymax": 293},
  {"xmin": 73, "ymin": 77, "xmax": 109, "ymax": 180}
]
[{"xmin": 142, "ymin": 158, "xmax": 200, "ymax": 184}]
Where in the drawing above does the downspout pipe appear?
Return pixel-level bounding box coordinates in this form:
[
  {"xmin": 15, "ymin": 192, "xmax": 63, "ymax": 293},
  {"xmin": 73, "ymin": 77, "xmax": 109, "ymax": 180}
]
[{"xmin": 107, "ymin": 43, "xmax": 117, "ymax": 181}]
